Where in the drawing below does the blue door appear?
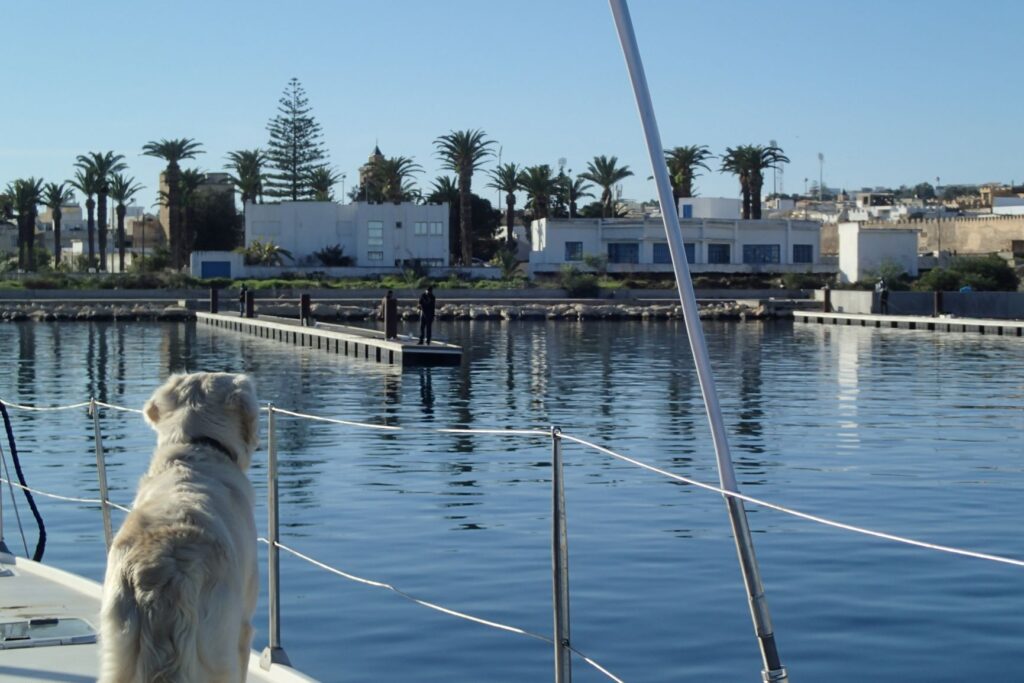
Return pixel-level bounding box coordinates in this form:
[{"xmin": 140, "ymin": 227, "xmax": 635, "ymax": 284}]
[{"xmin": 201, "ymin": 261, "xmax": 232, "ymax": 278}]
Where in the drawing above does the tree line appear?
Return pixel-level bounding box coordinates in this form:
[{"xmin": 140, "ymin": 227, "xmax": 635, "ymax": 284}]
[{"xmin": 2, "ymin": 76, "xmax": 792, "ymax": 273}]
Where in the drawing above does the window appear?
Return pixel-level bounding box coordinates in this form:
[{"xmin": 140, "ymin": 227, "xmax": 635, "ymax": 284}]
[
  {"xmin": 793, "ymin": 244, "xmax": 813, "ymax": 263},
  {"xmin": 707, "ymin": 243, "xmax": 731, "ymax": 264},
  {"xmin": 681, "ymin": 203, "xmax": 693, "ymax": 219},
  {"xmin": 368, "ymin": 221, "xmax": 383, "ymax": 246},
  {"xmin": 742, "ymin": 244, "xmax": 780, "ymax": 264},
  {"xmin": 396, "ymin": 221, "xmax": 402, "ymax": 228},
  {"xmin": 367, "ymin": 251, "xmax": 383, "ymax": 261},
  {"xmin": 565, "ymin": 241, "xmax": 583, "ymax": 261},
  {"xmin": 414, "ymin": 222, "xmax": 427, "ymax": 235},
  {"xmin": 652, "ymin": 242, "xmax": 694, "ymax": 264},
  {"xmin": 607, "ymin": 242, "xmax": 639, "ymax": 264},
  {"xmin": 429, "ymin": 222, "xmax": 443, "ymax": 235}
]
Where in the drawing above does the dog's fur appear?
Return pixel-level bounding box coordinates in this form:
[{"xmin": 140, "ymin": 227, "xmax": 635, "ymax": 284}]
[{"xmin": 99, "ymin": 372, "xmax": 260, "ymax": 683}]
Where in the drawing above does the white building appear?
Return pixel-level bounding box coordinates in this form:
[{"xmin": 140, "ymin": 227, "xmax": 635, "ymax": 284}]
[
  {"xmin": 245, "ymin": 200, "xmax": 450, "ymax": 268},
  {"xmin": 837, "ymin": 222, "xmax": 919, "ymax": 284},
  {"xmin": 529, "ymin": 216, "xmax": 828, "ymax": 275},
  {"xmin": 677, "ymin": 197, "xmax": 741, "ymax": 219},
  {"xmin": 993, "ymin": 196, "xmax": 1024, "ymax": 216}
]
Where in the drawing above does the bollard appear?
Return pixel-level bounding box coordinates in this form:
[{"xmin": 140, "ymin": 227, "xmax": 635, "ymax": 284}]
[
  {"xmin": 209, "ymin": 287, "xmax": 219, "ymax": 314},
  {"xmin": 245, "ymin": 290, "xmax": 255, "ymax": 319},
  {"xmin": 822, "ymin": 285, "xmax": 831, "ymax": 313},
  {"xmin": 934, "ymin": 290, "xmax": 943, "ymax": 318},
  {"xmin": 300, "ymin": 294, "xmax": 311, "ymax": 327}
]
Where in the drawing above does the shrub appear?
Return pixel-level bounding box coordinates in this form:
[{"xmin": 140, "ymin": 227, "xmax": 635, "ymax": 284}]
[
  {"xmin": 912, "ymin": 255, "xmax": 1019, "ymax": 292},
  {"xmin": 782, "ymin": 271, "xmax": 826, "ymax": 290},
  {"xmin": 558, "ymin": 265, "xmax": 600, "ymax": 298},
  {"xmin": 313, "ymin": 244, "xmax": 354, "ymax": 267}
]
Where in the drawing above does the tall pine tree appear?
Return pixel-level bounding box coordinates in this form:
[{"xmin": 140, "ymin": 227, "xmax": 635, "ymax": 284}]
[{"xmin": 265, "ymin": 78, "xmax": 329, "ymax": 200}]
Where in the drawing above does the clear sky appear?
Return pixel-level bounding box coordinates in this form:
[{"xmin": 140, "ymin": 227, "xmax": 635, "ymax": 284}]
[{"xmin": 2, "ymin": 0, "xmax": 1022, "ymax": 211}]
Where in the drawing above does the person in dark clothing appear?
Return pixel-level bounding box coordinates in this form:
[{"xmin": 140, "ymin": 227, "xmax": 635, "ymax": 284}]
[
  {"xmin": 381, "ymin": 289, "xmax": 399, "ymax": 340},
  {"xmin": 875, "ymin": 278, "xmax": 889, "ymax": 314},
  {"xmin": 418, "ymin": 285, "xmax": 436, "ymax": 345},
  {"xmin": 238, "ymin": 284, "xmax": 248, "ymax": 316}
]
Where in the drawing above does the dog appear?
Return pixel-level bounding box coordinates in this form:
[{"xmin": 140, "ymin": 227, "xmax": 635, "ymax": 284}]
[{"xmin": 99, "ymin": 372, "xmax": 260, "ymax": 683}]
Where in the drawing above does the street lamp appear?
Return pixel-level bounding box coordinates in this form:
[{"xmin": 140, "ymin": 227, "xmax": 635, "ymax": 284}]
[{"xmin": 341, "ymin": 173, "xmax": 347, "ymax": 202}]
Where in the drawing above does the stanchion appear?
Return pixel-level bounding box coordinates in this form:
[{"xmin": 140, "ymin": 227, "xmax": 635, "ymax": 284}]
[
  {"xmin": 261, "ymin": 403, "xmax": 291, "ymax": 669},
  {"xmin": 551, "ymin": 427, "xmax": 572, "ymax": 683},
  {"xmin": 89, "ymin": 398, "xmax": 113, "ymax": 551}
]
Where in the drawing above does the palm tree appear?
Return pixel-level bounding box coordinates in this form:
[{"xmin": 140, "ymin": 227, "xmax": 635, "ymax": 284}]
[
  {"xmin": 5, "ymin": 178, "xmax": 44, "ymax": 270},
  {"xmin": 517, "ymin": 164, "xmax": 559, "ymax": 220},
  {"xmin": 747, "ymin": 145, "xmax": 790, "ymax": 219},
  {"xmin": 665, "ymin": 145, "xmax": 714, "ymax": 201},
  {"xmin": 368, "ymin": 156, "xmax": 422, "ymax": 203},
  {"xmin": 434, "ymin": 129, "xmax": 495, "ymax": 265},
  {"xmin": 224, "ymin": 149, "xmax": 267, "ymax": 211},
  {"xmin": 566, "ymin": 175, "xmax": 594, "ymax": 219},
  {"xmin": 109, "ymin": 173, "xmax": 144, "ymax": 273},
  {"xmin": 307, "ymin": 166, "xmax": 342, "ymax": 202},
  {"xmin": 178, "ymin": 169, "xmax": 205, "ymax": 262},
  {"xmin": 427, "ymin": 176, "xmax": 460, "ymax": 261},
  {"xmin": 143, "ymin": 138, "xmax": 204, "ymax": 269},
  {"xmin": 580, "ymin": 155, "xmax": 633, "ymax": 218},
  {"xmin": 720, "ymin": 145, "xmax": 756, "ymax": 219},
  {"xmin": 75, "ymin": 151, "xmax": 127, "ymax": 270},
  {"xmin": 487, "ymin": 163, "xmax": 520, "ymax": 247},
  {"xmin": 68, "ymin": 168, "xmax": 100, "ymax": 267},
  {"xmin": 42, "ymin": 182, "xmax": 74, "ymax": 268}
]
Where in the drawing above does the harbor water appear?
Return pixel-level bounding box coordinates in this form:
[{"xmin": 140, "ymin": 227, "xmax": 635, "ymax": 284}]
[{"xmin": 1, "ymin": 319, "xmax": 1022, "ymax": 682}]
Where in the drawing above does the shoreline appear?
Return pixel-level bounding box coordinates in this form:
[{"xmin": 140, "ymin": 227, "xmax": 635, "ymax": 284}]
[{"xmin": 0, "ymin": 299, "xmax": 793, "ymax": 323}]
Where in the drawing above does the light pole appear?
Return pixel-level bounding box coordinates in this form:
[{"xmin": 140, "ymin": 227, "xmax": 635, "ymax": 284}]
[
  {"xmin": 341, "ymin": 173, "xmax": 346, "ymax": 202},
  {"xmin": 817, "ymin": 152, "xmax": 824, "ymax": 201}
]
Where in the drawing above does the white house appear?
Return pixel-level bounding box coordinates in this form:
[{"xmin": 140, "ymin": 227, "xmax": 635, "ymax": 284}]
[
  {"xmin": 191, "ymin": 200, "xmax": 450, "ymax": 278},
  {"xmin": 529, "ymin": 216, "xmax": 828, "ymax": 275},
  {"xmin": 677, "ymin": 197, "xmax": 741, "ymax": 219},
  {"xmin": 837, "ymin": 222, "xmax": 919, "ymax": 284},
  {"xmin": 246, "ymin": 200, "xmax": 449, "ymax": 267}
]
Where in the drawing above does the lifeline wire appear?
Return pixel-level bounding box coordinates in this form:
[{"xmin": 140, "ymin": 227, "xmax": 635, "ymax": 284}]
[
  {"xmin": 5, "ymin": 395, "xmax": 1024, "ymax": 569},
  {"xmin": 260, "ymin": 537, "xmax": 625, "ymax": 683}
]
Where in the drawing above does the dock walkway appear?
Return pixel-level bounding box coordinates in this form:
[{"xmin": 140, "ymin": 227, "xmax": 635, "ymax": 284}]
[
  {"xmin": 196, "ymin": 312, "xmax": 461, "ymax": 366},
  {"xmin": 794, "ymin": 310, "xmax": 1024, "ymax": 337}
]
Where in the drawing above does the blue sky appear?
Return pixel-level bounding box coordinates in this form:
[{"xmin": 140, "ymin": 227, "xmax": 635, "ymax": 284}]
[{"xmin": 2, "ymin": 0, "xmax": 1022, "ymax": 210}]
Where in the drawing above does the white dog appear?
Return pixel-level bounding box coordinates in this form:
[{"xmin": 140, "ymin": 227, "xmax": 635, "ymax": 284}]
[{"xmin": 99, "ymin": 372, "xmax": 260, "ymax": 683}]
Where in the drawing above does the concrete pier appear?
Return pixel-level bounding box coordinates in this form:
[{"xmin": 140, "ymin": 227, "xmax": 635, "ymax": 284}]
[
  {"xmin": 794, "ymin": 311, "xmax": 1024, "ymax": 337},
  {"xmin": 196, "ymin": 312, "xmax": 461, "ymax": 367}
]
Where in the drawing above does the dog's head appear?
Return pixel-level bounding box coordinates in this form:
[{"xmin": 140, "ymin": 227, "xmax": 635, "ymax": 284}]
[{"xmin": 143, "ymin": 372, "xmax": 259, "ymax": 469}]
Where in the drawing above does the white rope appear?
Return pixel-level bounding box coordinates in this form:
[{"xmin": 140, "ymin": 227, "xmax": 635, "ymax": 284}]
[
  {"xmin": 259, "ymin": 537, "xmax": 623, "ymax": 682},
  {"xmin": 0, "ymin": 400, "xmax": 91, "ymax": 412},
  {"xmin": 560, "ymin": 433, "xmax": 1024, "ymax": 569},
  {"xmin": 0, "ymin": 475, "xmax": 130, "ymax": 511},
  {"xmin": 93, "ymin": 401, "xmax": 144, "ymax": 415},
  {"xmin": 4, "ymin": 395, "xmax": 1023, "ymax": 568}
]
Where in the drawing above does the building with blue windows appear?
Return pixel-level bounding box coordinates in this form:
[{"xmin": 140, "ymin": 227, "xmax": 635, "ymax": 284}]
[{"xmin": 528, "ymin": 214, "xmax": 828, "ymax": 275}]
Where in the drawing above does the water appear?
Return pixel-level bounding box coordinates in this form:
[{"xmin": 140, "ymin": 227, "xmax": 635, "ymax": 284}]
[{"xmin": 1, "ymin": 319, "xmax": 1023, "ymax": 682}]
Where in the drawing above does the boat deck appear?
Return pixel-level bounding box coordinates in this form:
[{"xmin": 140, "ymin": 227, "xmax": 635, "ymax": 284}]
[{"xmin": 0, "ymin": 553, "xmax": 316, "ymax": 682}]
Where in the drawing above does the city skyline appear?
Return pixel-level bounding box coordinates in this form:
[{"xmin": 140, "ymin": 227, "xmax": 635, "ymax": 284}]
[{"xmin": 2, "ymin": 0, "xmax": 1022, "ymax": 212}]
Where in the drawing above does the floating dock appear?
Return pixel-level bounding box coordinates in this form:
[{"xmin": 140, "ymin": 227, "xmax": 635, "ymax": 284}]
[
  {"xmin": 794, "ymin": 310, "xmax": 1024, "ymax": 337},
  {"xmin": 196, "ymin": 312, "xmax": 461, "ymax": 366}
]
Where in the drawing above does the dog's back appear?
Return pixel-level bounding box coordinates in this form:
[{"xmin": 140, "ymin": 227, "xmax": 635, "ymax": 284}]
[{"xmin": 100, "ymin": 373, "xmax": 259, "ymax": 683}]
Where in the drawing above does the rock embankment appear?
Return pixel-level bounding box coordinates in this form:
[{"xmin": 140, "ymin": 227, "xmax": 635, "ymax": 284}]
[{"xmin": 0, "ymin": 300, "xmax": 776, "ymax": 322}]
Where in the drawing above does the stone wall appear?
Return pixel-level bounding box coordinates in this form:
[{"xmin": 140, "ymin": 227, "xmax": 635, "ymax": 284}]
[{"xmin": 821, "ymin": 215, "xmax": 1024, "ymax": 255}]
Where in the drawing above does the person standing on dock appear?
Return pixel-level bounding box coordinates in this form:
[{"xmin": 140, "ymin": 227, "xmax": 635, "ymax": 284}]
[
  {"xmin": 238, "ymin": 284, "xmax": 248, "ymax": 316},
  {"xmin": 418, "ymin": 285, "xmax": 436, "ymax": 345},
  {"xmin": 382, "ymin": 289, "xmax": 399, "ymax": 340},
  {"xmin": 875, "ymin": 278, "xmax": 889, "ymax": 314}
]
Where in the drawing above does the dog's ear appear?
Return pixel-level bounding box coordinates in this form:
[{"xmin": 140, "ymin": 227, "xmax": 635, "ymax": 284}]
[
  {"xmin": 143, "ymin": 374, "xmax": 187, "ymax": 428},
  {"xmin": 226, "ymin": 375, "xmax": 260, "ymax": 452}
]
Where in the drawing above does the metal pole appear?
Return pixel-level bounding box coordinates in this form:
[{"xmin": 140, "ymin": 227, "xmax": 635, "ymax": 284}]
[
  {"xmin": 607, "ymin": 2, "xmax": 787, "ymax": 681},
  {"xmin": 89, "ymin": 398, "xmax": 113, "ymax": 551},
  {"xmin": 551, "ymin": 427, "xmax": 572, "ymax": 683},
  {"xmin": 261, "ymin": 404, "xmax": 291, "ymax": 669}
]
